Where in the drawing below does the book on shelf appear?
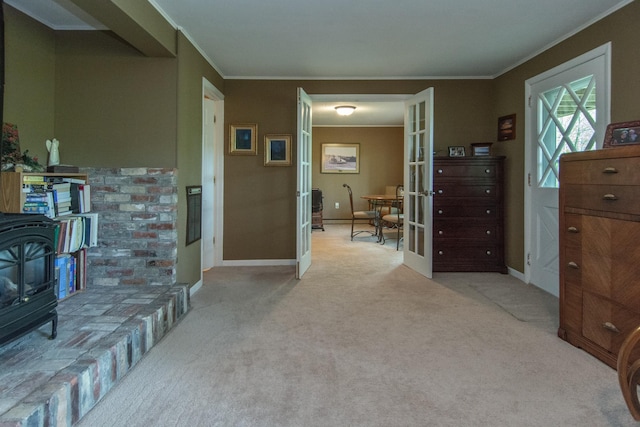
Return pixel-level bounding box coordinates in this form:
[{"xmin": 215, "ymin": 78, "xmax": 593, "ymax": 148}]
[
  {"xmin": 55, "ymin": 254, "xmax": 70, "ymax": 299},
  {"xmin": 78, "ymin": 184, "xmax": 91, "ymax": 213},
  {"xmin": 54, "ymin": 253, "xmax": 80, "ymax": 298},
  {"xmin": 54, "ymin": 214, "xmax": 97, "ymax": 254},
  {"xmin": 62, "ymin": 177, "xmax": 86, "ymax": 185},
  {"xmin": 22, "ymin": 175, "xmax": 46, "ymax": 183},
  {"xmin": 75, "ymin": 248, "xmax": 87, "ymax": 291},
  {"xmin": 73, "ymin": 212, "xmax": 98, "ymax": 247}
]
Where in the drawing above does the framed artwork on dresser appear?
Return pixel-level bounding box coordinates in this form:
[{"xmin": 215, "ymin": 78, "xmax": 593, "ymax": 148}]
[
  {"xmin": 448, "ymin": 146, "xmax": 465, "ymax": 157},
  {"xmin": 603, "ymin": 120, "xmax": 640, "ymax": 148}
]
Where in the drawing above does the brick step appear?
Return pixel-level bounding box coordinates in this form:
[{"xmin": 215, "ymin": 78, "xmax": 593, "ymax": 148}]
[{"xmin": 0, "ymin": 284, "xmax": 190, "ymax": 427}]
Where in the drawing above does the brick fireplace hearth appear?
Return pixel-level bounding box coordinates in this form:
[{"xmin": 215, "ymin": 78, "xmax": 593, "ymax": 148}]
[{"xmin": 0, "ymin": 283, "xmax": 189, "ymax": 426}]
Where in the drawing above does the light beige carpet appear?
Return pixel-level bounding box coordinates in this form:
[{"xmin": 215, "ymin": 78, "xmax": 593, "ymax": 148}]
[{"xmin": 77, "ymin": 224, "xmax": 636, "ymax": 426}]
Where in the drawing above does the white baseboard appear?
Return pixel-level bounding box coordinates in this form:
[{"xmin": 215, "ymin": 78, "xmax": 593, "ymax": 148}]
[
  {"xmin": 507, "ymin": 267, "xmax": 525, "ymax": 283},
  {"xmin": 222, "ymin": 259, "xmax": 296, "ymax": 267},
  {"xmin": 190, "ymin": 279, "xmax": 202, "ymax": 296}
]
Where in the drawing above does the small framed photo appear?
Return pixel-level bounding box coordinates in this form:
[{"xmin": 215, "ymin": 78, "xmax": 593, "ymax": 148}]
[
  {"xmin": 229, "ymin": 123, "xmax": 257, "ymax": 155},
  {"xmin": 448, "ymin": 146, "xmax": 466, "ymax": 157},
  {"xmin": 498, "ymin": 114, "xmax": 516, "ymax": 141},
  {"xmin": 603, "ymin": 120, "xmax": 640, "ymax": 148},
  {"xmin": 264, "ymin": 134, "xmax": 292, "ymax": 166},
  {"xmin": 471, "ymin": 142, "xmax": 493, "ymax": 156}
]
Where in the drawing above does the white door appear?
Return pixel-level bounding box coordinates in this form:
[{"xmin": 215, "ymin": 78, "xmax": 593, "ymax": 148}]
[
  {"xmin": 202, "ymin": 78, "xmax": 225, "ymax": 269},
  {"xmin": 525, "ymin": 44, "xmax": 610, "ymax": 296},
  {"xmin": 202, "ymin": 97, "xmax": 215, "ymax": 270},
  {"xmin": 403, "ymin": 88, "xmax": 434, "ymax": 278},
  {"xmin": 296, "ymin": 87, "xmax": 313, "ymax": 278}
]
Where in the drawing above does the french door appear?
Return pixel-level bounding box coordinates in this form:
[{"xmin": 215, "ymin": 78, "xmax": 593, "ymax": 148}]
[
  {"xmin": 525, "ymin": 44, "xmax": 610, "ymax": 296},
  {"xmin": 403, "ymin": 88, "xmax": 434, "ymax": 278},
  {"xmin": 296, "ymin": 88, "xmax": 313, "ymax": 278}
]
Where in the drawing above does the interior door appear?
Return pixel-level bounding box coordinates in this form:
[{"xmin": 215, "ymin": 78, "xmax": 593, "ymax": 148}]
[
  {"xmin": 403, "ymin": 88, "xmax": 434, "ymax": 278},
  {"xmin": 296, "ymin": 87, "xmax": 312, "ymax": 278},
  {"xmin": 525, "ymin": 45, "xmax": 609, "ymax": 296},
  {"xmin": 202, "ymin": 97, "xmax": 215, "ymax": 270}
]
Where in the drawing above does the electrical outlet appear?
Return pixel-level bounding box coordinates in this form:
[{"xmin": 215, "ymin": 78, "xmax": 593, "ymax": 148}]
[{"xmin": 335, "ymin": 202, "xmax": 340, "ymax": 209}]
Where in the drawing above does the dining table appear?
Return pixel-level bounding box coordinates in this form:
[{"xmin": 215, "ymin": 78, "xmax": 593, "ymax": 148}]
[{"xmin": 360, "ymin": 194, "xmax": 402, "ymax": 240}]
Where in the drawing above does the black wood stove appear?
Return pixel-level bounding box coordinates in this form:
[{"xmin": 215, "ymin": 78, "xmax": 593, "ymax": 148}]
[{"xmin": 0, "ymin": 213, "xmax": 57, "ymax": 346}]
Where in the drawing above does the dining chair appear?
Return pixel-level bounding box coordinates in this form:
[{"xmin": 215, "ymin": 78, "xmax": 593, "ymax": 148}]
[
  {"xmin": 342, "ymin": 183, "xmax": 376, "ymax": 240},
  {"xmin": 380, "ymin": 184, "xmax": 403, "ymax": 250}
]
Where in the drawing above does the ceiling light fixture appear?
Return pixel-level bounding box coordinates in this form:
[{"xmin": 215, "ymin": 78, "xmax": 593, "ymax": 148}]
[{"xmin": 335, "ymin": 105, "xmax": 356, "ymax": 116}]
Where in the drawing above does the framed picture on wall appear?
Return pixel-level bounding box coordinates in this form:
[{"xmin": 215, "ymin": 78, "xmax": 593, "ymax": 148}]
[
  {"xmin": 321, "ymin": 143, "xmax": 360, "ymax": 173},
  {"xmin": 264, "ymin": 134, "xmax": 292, "ymax": 166},
  {"xmin": 497, "ymin": 114, "xmax": 516, "ymax": 141},
  {"xmin": 229, "ymin": 123, "xmax": 257, "ymax": 155}
]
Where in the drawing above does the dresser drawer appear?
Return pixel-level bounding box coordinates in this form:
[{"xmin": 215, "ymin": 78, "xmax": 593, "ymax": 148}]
[
  {"xmin": 577, "ymin": 216, "xmax": 640, "ymax": 309},
  {"xmin": 561, "ymin": 157, "xmax": 640, "ymax": 185},
  {"xmin": 433, "ymin": 223, "xmax": 498, "ymax": 240},
  {"xmin": 433, "ymin": 244, "xmax": 500, "ymax": 261},
  {"xmin": 563, "ymin": 184, "xmax": 640, "ymax": 215},
  {"xmin": 583, "ymin": 292, "xmax": 640, "ymax": 358},
  {"xmin": 433, "ymin": 205, "xmax": 498, "ymax": 218},
  {"xmin": 563, "ymin": 246, "xmax": 582, "ymax": 287},
  {"xmin": 434, "ymin": 163, "xmax": 497, "ymax": 178},
  {"xmin": 433, "ymin": 184, "xmax": 497, "ymax": 199},
  {"xmin": 563, "ymin": 213, "xmax": 582, "ymax": 248}
]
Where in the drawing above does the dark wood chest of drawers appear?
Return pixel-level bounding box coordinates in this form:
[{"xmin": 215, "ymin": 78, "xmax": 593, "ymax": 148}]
[
  {"xmin": 559, "ymin": 145, "xmax": 640, "ymax": 368},
  {"xmin": 432, "ymin": 156, "xmax": 507, "ymax": 273}
]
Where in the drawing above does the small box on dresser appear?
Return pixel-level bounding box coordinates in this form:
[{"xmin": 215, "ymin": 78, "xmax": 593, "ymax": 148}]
[
  {"xmin": 558, "ymin": 145, "xmax": 640, "ymax": 369},
  {"xmin": 432, "ymin": 156, "xmax": 507, "ymax": 273}
]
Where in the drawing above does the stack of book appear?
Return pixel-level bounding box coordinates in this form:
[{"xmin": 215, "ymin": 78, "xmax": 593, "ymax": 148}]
[
  {"xmin": 51, "ymin": 181, "xmax": 72, "ymax": 216},
  {"xmin": 22, "ymin": 192, "xmax": 50, "ymax": 215},
  {"xmin": 20, "ymin": 175, "xmax": 91, "ymax": 218}
]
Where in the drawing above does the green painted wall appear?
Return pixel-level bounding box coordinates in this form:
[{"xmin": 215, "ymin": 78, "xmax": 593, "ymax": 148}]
[{"xmin": 3, "ymin": 6, "xmax": 55, "ymax": 164}]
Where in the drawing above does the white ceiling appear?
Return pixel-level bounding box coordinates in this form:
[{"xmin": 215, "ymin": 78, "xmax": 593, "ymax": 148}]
[{"xmin": 5, "ymin": 0, "xmax": 631, "ymax": 126}]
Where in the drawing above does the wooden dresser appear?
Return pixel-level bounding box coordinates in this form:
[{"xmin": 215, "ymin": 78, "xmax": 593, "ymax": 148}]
[
  {"xmin": 432, "ymin": 156, "xmax": 506, "ymax": 273},
  {"xmin": 558, "ymin": 145, "xmax": 640, "ymax": 368}
]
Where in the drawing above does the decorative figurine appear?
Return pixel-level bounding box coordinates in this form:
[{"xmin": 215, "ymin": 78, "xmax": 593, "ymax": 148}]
[{"xmin": 46, "ymin": 138, "xmax": 60, "ymax": 166}]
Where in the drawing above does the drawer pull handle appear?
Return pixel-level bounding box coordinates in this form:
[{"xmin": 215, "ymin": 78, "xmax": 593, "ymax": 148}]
[
  {"xmin": 486, "ymin": 209, "xmax": 491, "ymax": 214},
  {"xmin": 486, "ymin": 230, "xmax": 491, "ymax": 235},
  {"xmin": 602, "ymin": 322, "xmax": 620, "ymax": 333},
  {"xmin": 486, "ymin": 250, "xmax": 492, "ymax": 255},
  {"xmin": 567, "ymin": 226, "xmax": 579, "ymax": 233},
  {"xmin": 438, "ymin": 230, "xmax": 443, "ymax": 235},
  {"xmin": 603, "ymin": 194, "xmax": 618, "ymax": 201},
  {"xmin": 485, "ymin": 169, "xmax": 491, "ymax": 174},
  {"xmin": 602, "ymin": 167, "xmax": 619, "ymax": 174},
  {"xmin": 485, "ymin": 189, "xmax": 491, "ymax": 194},
  {"xmin": 437, "ymin": 169, "xmax": 443, "ymax": 174},
  {"xmin": 438, "ymin": 250, "xmax": 444, "ymax": 255},
  {"xmin": 437, "ymin": 189, "xmax": 444, "ymax": 194},
  {"xmin": 568, "ymin": 261, "xmax": 579, "ymax": 269},
  {"xmin": 438, "ymin": 210, "xmax": 443, "ymax": 215}
]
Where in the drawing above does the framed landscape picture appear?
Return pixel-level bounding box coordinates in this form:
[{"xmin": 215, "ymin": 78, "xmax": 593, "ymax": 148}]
[{"xmin": 321, "ymin": 143, "xmax": 359, "ymax": 174}]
